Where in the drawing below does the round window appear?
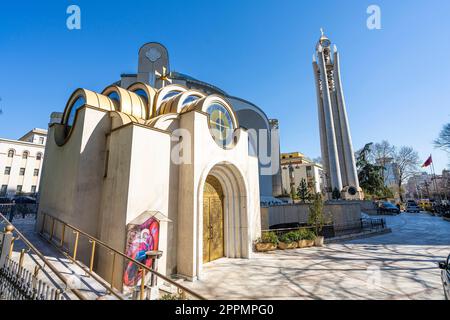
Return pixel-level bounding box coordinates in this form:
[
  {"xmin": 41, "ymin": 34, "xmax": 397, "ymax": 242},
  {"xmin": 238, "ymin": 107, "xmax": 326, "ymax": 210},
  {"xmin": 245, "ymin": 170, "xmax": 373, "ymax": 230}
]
[
  {"xmin": 348, "ymin": 186, "xmax": 357, "ymax": 196},
  {"xmin": 206, "ymin": 103, "xmax": 235, "ymax": 148}
]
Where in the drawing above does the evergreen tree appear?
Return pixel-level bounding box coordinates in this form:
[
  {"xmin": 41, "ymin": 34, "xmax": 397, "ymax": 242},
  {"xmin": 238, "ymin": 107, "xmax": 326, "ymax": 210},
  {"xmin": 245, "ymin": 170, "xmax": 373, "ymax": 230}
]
[{"xmin": 297, "ymin": 178, "xmax": 310, "ymax": 203}]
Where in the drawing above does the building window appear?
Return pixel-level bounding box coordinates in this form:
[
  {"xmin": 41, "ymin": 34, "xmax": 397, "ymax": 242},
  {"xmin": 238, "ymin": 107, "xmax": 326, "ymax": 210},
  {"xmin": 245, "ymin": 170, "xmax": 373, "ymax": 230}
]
[
  {"xmin": 36, "ymin": 153, "xmax": 43, "ymax": 161},
  {"xmin": 16, "ymin": 185, "xmax": 22, "ymax": 194},
  {"xmin": 8, "ymin": 150, "xmax": 15, "ymax": 158},
  {"xmin": 19, "ymin": 168, "xmax": 25, "ymax": 176},
  {"xmin": 0, "ymin": 185, "xmax": 7, "ymax": 195},
  {"xmin": 39, "ymin": 137, "xmax": 45, "ymax": 145},
  {"xmin": 22, "ymin": 151, "xmax": 29, "ymax": 159},
  {"xmin": 31, "ymin": 186, "xmax": 36, "ymax": 193},
  {"xmin": 34, "ymin": 169, "xmax": 39, "ymax": 176},
  {"xmin": 4, "ymin": 167, "xmax": 11, "ymax": 175},
  {"xmin": 67, "ymin": 96, "xmax": 86, "ymax": 129}
]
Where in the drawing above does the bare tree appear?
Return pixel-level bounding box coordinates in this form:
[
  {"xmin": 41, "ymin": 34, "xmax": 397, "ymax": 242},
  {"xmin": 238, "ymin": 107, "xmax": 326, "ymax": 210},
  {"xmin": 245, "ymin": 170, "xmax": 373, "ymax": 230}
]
[
  {"xmin": 435, "ymin": 123, "xmax": 450, "ymax": 153},
  {"xmin": 393, "ymin": 146, "xmax": 420, "ymax": 202},
  {"xmin": 372, "ymin": 140, "xmax": 395, "ymax": 184}
]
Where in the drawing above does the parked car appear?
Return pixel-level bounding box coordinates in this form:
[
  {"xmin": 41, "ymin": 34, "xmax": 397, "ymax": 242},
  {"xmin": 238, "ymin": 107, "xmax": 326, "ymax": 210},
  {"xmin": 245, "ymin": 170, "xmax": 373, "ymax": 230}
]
[
  {"xmin": 0, "ymin": 197, "xmax": 12, "ymax": 204},
  {"xmin": 378, "ymin": 202, "xmax": 400, "ymax": 215},
  {"xmin": 13, "ymin": 196, "xmax": 37, "ymax": 204},
  {"xmin": 406, "ymin": 203, "xmax": 421, "ymax": 213},
  {"xmin": 439, "ymin": 254, "xmax": 450, "ymax": 300}
]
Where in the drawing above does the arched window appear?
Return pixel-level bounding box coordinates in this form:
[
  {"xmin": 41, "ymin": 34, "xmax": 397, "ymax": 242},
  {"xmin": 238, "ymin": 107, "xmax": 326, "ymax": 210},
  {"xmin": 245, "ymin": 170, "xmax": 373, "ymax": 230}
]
[
  {"xmin": 182, "ymin": 95, "xmax": 200, "ymax": 106},
  {"xmin": 7, "ymin": 150, "xmax": 14, "ymax": 158},
  {"xmin": 22, "ymin": 151, "xmax": 29, "ymax": 159},
  {"xmin": 36, "ymin": 153, "xmax": 43, "ymax": 161},
  {"xmin": 162, "ymin": 91, "xmax": 182, "ymax": 101},
  {"xmin": 67, "ymin": 96, "xmax": 86, "ymax": 129}
]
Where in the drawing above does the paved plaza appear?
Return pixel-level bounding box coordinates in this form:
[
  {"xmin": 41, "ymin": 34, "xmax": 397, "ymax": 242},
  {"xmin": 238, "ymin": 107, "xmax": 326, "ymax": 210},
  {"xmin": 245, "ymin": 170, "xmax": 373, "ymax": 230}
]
[{"xmin": 184, "ymin": 213, "xmax": 450, "ymax": 300}]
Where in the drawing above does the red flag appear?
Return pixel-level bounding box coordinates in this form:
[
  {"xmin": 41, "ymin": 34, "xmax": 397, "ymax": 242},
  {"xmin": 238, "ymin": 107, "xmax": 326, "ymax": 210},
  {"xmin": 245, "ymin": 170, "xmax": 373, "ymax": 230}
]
[{"xmin": 421, "ymin": 155, "xmax": 433, "ymax": 168}]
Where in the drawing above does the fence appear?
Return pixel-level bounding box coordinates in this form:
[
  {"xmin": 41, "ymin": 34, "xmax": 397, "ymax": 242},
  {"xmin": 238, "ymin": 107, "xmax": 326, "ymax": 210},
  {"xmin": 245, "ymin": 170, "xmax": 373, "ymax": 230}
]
[
  {"xmin": 262, "ymin": 218, "xmax": 387, "ymax": 239},
  {"xmin": 39, "ymin": 212, "xmax": 205, "ymax": 300},
  {"xmin": 0, "ymin": 257, "xmax": 65, "ymax": 300},
  {"xmin": 0, "ymin": 204, "xmax": 38, "ymax": 221},
  {"xmin": 0, "ymin": 214, "xmax": 79, "ymax": 300}
]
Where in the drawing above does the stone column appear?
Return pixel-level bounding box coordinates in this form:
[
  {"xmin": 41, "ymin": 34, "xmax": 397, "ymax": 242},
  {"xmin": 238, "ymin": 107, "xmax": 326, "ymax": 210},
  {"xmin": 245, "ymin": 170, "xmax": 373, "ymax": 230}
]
[
  {"xmin": 333, "ymin": 50, "xmax": 360, "ymax": 189},
  {"xmin": 312, "ymin": 60, "xmax": 331, "ymax": 191},
  {"xmin": 317, "ymin": 48, "xmax": 343, "ymax": 192}
]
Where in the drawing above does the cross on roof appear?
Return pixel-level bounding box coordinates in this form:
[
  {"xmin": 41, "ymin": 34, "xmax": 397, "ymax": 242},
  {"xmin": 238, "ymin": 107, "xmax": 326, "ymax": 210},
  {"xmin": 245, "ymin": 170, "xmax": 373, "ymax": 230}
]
[{"xmin": 155, "ymin": 66, "xmax": 172, "ymax": 88}]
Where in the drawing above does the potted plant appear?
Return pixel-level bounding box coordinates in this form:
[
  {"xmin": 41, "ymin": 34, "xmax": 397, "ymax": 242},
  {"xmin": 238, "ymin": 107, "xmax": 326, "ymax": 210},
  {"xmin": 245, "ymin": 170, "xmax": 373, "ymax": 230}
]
[
  {"xmin": 296, "ymin": 229, "xmax": 308, "ymax": 248},
  {"xmin": 308, "ymin": 193, "xmax": 326, "ymax": 247},
  {"xmin": 303, "ymin": 229, "xmax": 317, "ymax": 247},
  {"xmin": 277, "ymin": 232, "xmax": 298, "ymax": 250},
  {"xmin": 255, "ymin": 232, "xmax": 278, "ymax": 252}
]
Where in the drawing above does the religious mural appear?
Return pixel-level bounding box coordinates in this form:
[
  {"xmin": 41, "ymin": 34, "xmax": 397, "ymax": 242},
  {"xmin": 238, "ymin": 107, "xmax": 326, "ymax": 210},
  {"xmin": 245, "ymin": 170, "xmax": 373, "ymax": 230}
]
[{"xmin": 123, "ymin": 217, "xmax": 159, "ymax": 286}]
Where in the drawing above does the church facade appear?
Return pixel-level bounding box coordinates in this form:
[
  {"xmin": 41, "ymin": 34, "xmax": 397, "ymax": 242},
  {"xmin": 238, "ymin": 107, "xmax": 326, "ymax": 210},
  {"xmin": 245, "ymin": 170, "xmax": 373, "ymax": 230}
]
[{"xmin": 37, "ymin": 43, "xmax": 262, "ymax": 285}]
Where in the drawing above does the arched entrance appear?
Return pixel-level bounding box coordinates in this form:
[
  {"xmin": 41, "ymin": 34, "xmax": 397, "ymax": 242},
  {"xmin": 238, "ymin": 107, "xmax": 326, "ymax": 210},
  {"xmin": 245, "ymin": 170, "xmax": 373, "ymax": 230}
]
[{"xmin": 202, "ymin": 175, "xmax": 224, "ymax": 263}]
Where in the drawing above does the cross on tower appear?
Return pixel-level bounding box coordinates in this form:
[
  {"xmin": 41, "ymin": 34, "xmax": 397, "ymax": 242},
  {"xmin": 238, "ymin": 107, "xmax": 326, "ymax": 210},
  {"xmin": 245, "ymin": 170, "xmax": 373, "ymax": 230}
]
[{"xmin": 155, "ymin": 66, "xmax": 172, "ymax": 88}]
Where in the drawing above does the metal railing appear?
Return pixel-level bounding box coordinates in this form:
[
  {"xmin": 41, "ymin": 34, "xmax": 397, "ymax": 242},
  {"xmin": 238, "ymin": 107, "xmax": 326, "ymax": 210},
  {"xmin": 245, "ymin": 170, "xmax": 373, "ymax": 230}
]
[
  {"xmin": 0, "ymin": 256, "xmax": 65, "ymax": 300},
  {"xmin": 0, "ymin": 204, "xmax": 38, "ymax": 221},
  {"xmin": 262, "ymin": 218, "xmax": 387, "ymax": 239},
  {"xmin": 0, "ymin": 213, "xmax": 86, "ymax": 300},
  {"xmin": 39, "ymin": 212, "xmax": 205, "ymax": 300}
]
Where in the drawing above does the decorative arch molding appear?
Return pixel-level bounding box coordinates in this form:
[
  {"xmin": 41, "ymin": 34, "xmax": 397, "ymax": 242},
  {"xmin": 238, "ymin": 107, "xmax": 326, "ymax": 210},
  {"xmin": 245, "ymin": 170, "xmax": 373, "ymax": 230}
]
[
  {"xmin": 102, "ymin": 85, "xmax": 147, "ymax": 120},
  {"xmin": 61, "ymin": 88, "xmax": 115, "ymax": 125},
  {"xmin": 157, "ymin": 90, "xmax": 206, "ymax": 116},
  {"xmin": 154, "ymin": 84, "xmax": 188, "ymax": 116},
  {"xmin": 180, "ymin": 94, "xmax": 239, "ymax": 130},
  {"xmin": 110, "ymin": 111, "xmax": 146, "ymax": 130},
  {"xmin": 196, "ymin": 161, "xmax": 249, "ymax": 279},
  {"xmin": 127, "ymin": 82, "xmax": 157, "ymax": 119},
  {"xmin": 145, "ymin": 113, "xmax": 180, "ymax": 132}
]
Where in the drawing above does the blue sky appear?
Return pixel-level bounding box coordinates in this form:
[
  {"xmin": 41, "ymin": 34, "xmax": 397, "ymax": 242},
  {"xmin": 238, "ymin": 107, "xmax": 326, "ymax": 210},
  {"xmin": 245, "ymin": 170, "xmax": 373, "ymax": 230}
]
[{"xmin": 0, "ymin": 0, "xmax": 449, "ymax": 172}]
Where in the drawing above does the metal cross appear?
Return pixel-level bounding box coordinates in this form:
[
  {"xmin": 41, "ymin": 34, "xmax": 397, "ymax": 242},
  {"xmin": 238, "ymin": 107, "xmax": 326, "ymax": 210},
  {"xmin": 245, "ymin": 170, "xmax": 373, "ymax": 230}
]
[{"xmin": 154, "ymin": 66, "xmax": 172, "ymax": 88}]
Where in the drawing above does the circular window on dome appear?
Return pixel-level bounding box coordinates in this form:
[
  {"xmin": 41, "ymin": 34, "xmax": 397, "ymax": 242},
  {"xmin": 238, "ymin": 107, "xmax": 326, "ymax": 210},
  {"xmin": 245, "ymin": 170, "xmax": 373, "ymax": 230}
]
[{"xmin": 206, "ymin": 103, "xmax": 235, "ymax": 149}]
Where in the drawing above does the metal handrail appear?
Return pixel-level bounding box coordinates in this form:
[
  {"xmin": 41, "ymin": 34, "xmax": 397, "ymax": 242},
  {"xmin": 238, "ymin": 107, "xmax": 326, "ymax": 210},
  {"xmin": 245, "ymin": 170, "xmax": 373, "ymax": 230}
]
[
  {"xmin": 0, "ymin": 212, "xmax": 86, "ymax": 300},
  {"xmin": 40, "ymin": 212, "xmax": 206, "ymax": 300}
]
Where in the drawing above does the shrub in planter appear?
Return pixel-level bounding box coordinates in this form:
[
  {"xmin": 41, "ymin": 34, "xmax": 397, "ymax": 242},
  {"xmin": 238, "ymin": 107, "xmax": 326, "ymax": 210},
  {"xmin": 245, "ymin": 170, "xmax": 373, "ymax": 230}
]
[
  {"xmin": 255, "ymin": 232, "xmax": 278, "ymax": 252},
  {"xmin": 297, "ymin": 229, "xmax": 316, "ymax": 247},
  {"xmin": 277, "ymin": 232, "xmax": 298, "ymax": 250}
]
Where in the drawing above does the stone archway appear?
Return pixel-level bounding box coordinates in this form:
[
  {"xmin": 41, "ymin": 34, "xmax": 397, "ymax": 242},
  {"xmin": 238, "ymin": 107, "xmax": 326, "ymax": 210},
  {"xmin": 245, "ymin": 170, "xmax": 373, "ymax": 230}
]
[{"xmin": 197, "ymin": 162, "xmax": 250, "ymax": 278}]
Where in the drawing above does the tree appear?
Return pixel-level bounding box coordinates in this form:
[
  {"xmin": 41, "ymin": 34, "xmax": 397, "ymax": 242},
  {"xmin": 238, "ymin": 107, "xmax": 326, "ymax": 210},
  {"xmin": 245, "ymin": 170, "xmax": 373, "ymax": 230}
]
[
  {"xmin": 356, "ymin": 143, "xmax": 385, "ymax": 197},
  {"xmin": 372, "ymin": 140, "xmax": 395, "ymax": 185},
  {"xmin": 296, "ymin": 178, "xmax": 310, "ymax": 203},
  {"xmin": 435, "ymin": 123, "xmax": 450, "ymax": 166},
  {"xmin": 393, "ymin": 146, "xmax": 420, "ymax": 202},
  {"xmin": 435, "ymin": 123, "xmax": 450, "ymax": 152},
  {"xmin": 308, "ymin": 193, "xmax": 325, "ymax": 236}
]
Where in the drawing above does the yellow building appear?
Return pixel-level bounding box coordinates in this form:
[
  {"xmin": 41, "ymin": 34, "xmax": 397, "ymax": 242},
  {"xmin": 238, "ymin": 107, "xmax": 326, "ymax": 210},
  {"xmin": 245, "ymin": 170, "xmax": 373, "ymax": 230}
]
[{"xmin": 280, "ymin": 152, "xmax": 324, "ymax": 196}]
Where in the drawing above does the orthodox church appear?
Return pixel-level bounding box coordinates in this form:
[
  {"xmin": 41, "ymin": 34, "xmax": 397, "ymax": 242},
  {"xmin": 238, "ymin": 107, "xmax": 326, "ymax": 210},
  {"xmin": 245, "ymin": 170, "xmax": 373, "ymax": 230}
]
[{"xmin": 38, "ymin": 43, "xmax": 269, "ymax": 286}]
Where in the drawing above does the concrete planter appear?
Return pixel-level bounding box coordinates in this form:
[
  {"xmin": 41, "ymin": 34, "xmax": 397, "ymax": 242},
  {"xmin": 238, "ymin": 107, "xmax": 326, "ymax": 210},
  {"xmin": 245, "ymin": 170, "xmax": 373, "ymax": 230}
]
[
  {"xmin": 314, "ymin": 236, "xmax": 324, "ymax": 247},
  {"xmin": 278, "ymin": 242, "xmax": 298, "ymax": 250},
  {"xmin": 255, "ymin": 243, "xmax": 277, "ymax": 252},
  {"xmin": 305, "ymin": 240, "xmax": 315, "ymax": 247},
  {"xmin": 298, "ymin": 240, "xmax": 308, "ymax": 248}
]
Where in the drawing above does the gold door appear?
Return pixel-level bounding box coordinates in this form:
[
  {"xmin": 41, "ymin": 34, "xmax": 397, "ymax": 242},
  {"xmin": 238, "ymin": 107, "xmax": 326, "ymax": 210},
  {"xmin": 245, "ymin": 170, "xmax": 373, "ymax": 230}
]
[{"xmin": 203, "ymin": 176, "xmax": 224, "ymax": 263}]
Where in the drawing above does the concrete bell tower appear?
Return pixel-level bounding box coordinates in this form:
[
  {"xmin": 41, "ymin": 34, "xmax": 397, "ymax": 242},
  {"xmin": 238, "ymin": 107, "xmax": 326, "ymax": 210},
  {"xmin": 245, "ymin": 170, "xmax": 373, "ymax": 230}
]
[{"xmin": 312, "ymin": 30, "xmax": 363, "ymax": 200}]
